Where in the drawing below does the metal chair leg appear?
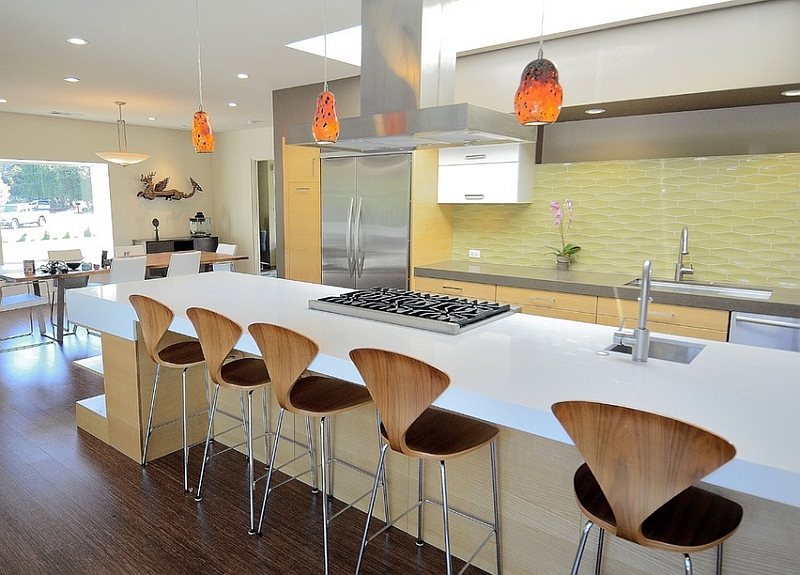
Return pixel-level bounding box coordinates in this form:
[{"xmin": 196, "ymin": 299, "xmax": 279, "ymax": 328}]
[
  {"xmin": 595, "ymin": 528, "xmax": 604, "ymax": 575},
  {"xmin": 684, "ymin": 553, "xmax": 693, "ymax": 575},
  {"xmin": 489, "ymin": 440, "xmax": 503, "ymax": 575},
  {"xmin": 570, "ymin": 520, "xmax": 594, "ymax": 575},
  {"xmin": 257, "ymin": 408, "xmax": 285, "ymax": 534},
  {"xmin": 716, "ymin": 543, "xmax": 723, "ymax": 575},
  {"xmin": 355, "ymin": 443, "xmax": 389, "ymax": 575},
  {"xmin": 141, "ymin": 365, "xmax": 161, "ymax": 466},
  {"xmin": 376, "ymin": 411, "xmax": 390, "ymax": 523},
  {"xmin": 320, "ymin": 417, "xmax": 331, "ymax": 575},
  {"xmin": 195, "ymin": 385, "xmax": 220, "ymax": 501},
  {"xmin": 416, "ymin": 458, "xmax": 425, "ymax": 546},
  {"xmin": 306, "ymin": 416, "xmax": 318, "ymax": 493},
  {"xmin": 181, "ymin": 366, "xmax": 190, "ymax": 493},
  {"xmin": 440, "ymin": 460, "xmax": 454, "ymax": 575},
  {"xmin": 246, "ymin": 390, "xmax": 257, "ymax": 535}
]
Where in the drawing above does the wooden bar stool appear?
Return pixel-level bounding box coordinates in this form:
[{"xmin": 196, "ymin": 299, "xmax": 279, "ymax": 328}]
[
  {"xmin": 551, "ymin": 401, "xmax": 744, "ymax": 575},
  {"xmin": 249, "ymin": 323, "xmax": 386, "ymax": 575},
  {"xmin": 349, "ymin": 348, "xmax": 502, "ymax": 575},
  {"xmin": 186, "ymin": 307, "xmax": 271, "ymax": 534},
  {"xmin": 129, "ymin": 294, "xmax": 209, "ymax": 493}
]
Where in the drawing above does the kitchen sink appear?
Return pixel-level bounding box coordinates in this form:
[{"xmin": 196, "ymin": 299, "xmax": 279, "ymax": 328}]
[
  {"xmin": 625, "ymin": 278, "xmax": 772, "ymax": 300},
  {"xmin": 606, "ymin": 337, "xmax": 706, "ymax": 364}
]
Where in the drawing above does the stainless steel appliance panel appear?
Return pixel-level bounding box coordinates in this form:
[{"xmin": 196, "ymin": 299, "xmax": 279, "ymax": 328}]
[
  {"xmin": 321, "ymin": 154, "xmax": 411, "ymax": 289},
  {"xmin": 729, "ymin": 311, "xmax": 800, "ymax": 351}
]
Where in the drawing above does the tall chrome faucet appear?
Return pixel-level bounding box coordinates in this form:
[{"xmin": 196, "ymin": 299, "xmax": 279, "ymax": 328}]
[
  {"xmin": 614, "ymin": 259, "xmax": 652, "ymax": 362},
  {"xmin": 674, "ymin": 225, "xmax": 694, "ymax": 281}
]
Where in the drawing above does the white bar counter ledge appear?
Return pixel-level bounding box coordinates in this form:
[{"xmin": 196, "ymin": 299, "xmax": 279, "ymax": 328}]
[{"xmin": 67, "ymin": 272, "xmax": 800, "ymax": 575}]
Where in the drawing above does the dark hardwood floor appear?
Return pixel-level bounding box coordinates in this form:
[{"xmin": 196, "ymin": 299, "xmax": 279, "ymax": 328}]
[{"xmin": 0, "ymin": 310, "xmax": 489, "ymax": 575}]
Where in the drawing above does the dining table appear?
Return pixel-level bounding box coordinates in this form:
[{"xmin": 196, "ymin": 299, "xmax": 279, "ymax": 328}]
[{"xmin": 0, "ymin": 250, "xmax": 249, "ymax": 344}]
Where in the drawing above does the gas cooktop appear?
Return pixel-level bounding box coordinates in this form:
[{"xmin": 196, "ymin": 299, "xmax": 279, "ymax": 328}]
[{"xmin": 308, "ymin": 287, "xmax": 517, "ymax": 335}]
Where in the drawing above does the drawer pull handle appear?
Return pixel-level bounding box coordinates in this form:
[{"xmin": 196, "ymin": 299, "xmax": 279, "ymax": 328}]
[
  {"xmin": 464, "ymin": 154, "xmax": 487, "ymax": 161},
  {"xmin": 735, "ymin": 316, "xmax": 800, "ymax": 330},
  {"xmin": 294, "ymin": 187, "xmax": 311, "ymax": 192},
  {"xmin": 530, "ymin": 297, "xmax": 556, "ymax": 306},
  {"xmin": 648, "ymin": 311, "xmax": 675, "ymax": 320},
  {"xmin": 442, "ymin": 285, "xmax": 463, "ymax": 292},
  {"xmin": 464, "ymin": 194, "xmax": 485, "ymax": 201}
]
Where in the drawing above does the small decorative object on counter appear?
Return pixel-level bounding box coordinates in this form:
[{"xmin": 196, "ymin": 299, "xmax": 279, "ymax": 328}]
[
  {"xmin": 23, "ymin": 259, "xmax": 35, "ymax": 275},
  {"xmin": 151, "ymin": 218, "xmax": 160, "ymax": 241},
  {"xmin": 547, "ymin": 199, "xmax": 580, "ymax": 269},
  {"xmin": 189, "ymin": 211, "xmax": 211, "ymax": 237},
  {"xmin": 101, "ymin": 250, "xmax": 110, "ymax": 268}
]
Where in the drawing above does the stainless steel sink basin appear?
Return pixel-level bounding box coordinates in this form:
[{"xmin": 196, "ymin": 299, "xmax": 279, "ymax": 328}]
[
  {"xmin": 625, "ymin": 278, "xmax": 772, "ymax": 300},
  {"xmin": 606, "ymin": 337, "xmax": 706, "ymax": 364}
]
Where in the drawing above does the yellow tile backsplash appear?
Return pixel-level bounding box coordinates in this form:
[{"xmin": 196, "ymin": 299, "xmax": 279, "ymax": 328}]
[{"xmin": 453, "ymin": 153, "xmax": 800, "ymax": 288}]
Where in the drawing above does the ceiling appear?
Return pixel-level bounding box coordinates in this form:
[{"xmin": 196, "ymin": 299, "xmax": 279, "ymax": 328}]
[{"xmin": 0, "ymin": 0, "xmax": 787, "ymax": 134}]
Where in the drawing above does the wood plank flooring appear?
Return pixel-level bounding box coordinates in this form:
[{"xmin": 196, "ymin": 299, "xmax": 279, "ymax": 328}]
[{"xmin": 0, "ymin": 310, "xmax": 489, "ymax": 575}]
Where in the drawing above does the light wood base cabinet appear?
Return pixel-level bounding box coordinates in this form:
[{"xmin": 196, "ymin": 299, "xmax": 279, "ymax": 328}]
[
  {"xmin": 497, "ymin": 286, "xmax": 597, "ymax": 323},
  {"xmin": 597, "ymin": 297, "xmax": 729, "ymax": 341},
  {"xmin": 415, "ymin": 276, "xmax": 497, "ymax": 301}
]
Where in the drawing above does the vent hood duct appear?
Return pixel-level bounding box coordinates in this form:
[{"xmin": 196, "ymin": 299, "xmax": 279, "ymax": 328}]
[{"xmin": 285, "ymin": 0, "xmax": 537, "ymax": 153}]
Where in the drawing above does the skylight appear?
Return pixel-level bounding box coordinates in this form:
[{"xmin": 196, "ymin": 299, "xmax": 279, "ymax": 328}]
[{"xmin": 287, "ymin": 0, "xmax": 736, "ymax": 66}]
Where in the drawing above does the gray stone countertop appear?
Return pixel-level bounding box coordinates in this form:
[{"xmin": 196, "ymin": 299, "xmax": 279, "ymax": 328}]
[{"xmin": 414, "ymin": 261, "xmax": 800, "ymax": 317}]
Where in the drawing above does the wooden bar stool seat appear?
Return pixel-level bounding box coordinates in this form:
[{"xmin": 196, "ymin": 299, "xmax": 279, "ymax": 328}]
[
  {"xmin": 552, "ymin": 400, "xmax": 744, "ymax": 575},
  {"xmin": 349, "ymin": 347, "xmax": 502, "ymax": 575},
  {"xmin": 129, "ymin": 294, "xmax": 209, "ymax": 494},
  {"xmin": 186, "ymin": 307, "xmax": 272, "ymax": 535},
  {"xmin": 249, "ymin": 323, "xmax": 387, "ymax": 575}
]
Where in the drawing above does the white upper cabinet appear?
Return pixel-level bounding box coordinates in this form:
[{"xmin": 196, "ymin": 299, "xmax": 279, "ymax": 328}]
[{"xmin": 437, "ymin": 143, "xmax": 535, "ymax": 204}]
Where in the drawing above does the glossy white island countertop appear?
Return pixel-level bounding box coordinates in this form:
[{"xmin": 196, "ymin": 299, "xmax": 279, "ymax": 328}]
[{"xmin": 68, "ymin": 272, "xmax": 800, "ymax": 508}]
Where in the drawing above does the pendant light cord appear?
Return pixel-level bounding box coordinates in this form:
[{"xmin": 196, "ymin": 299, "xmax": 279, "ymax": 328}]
[
  {"xmin": 196, "ymin": 0, "xmax": 204, "ymax": 111},
  {"xmin": 323, "ymin": 0, "xmax": 329, "ymax": 92},
  {"xmin": 538, "ymin": 0, "xmax": 545, "ymax": 59}
]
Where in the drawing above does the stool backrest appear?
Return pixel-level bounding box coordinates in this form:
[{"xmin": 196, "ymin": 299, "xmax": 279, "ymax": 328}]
[
  {"xmin": 108, "ymin": 255, "xmax": 146, "ymax": 284},
  {"xmin": 349, "ymin": 348, "xmax": 450, "ymax": 455},
  {"xmin": 186, "ymin": 307, "xmax": 242, "ymax": 386},
  {"xmin": 129, "ymin": 294, "xmax": 174, "ymax": 365},
  {"xmin": 248, "ymin": 323, "xmax": 318, "ymax": 411},
  {"xmin": 551, "ymin": 400, "xmax": 737, "ymax": 544}
]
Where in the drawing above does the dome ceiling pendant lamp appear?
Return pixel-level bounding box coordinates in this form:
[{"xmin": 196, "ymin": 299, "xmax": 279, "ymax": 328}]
[
  {"xmin": 514, "ymin": 3, "xmax": 563, "ymax": 125},
  {"xmin": 192, "ymin": 0, "xmax": 215, "ymax": 153},
  {"xmin": 312, "ymin": 0, "xmax": 339, "ymax": 144},
  {"xmin": 95, "ymin": 101, "xmax": 150, "ymax": 167}
]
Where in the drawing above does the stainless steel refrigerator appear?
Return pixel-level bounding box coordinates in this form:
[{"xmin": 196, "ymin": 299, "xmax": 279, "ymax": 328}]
[{"xmin": 321, "ymin": 154, "xmax": 411, "ymax": 289}]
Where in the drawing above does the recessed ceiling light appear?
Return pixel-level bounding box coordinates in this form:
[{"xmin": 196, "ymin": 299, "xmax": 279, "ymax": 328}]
[
  {"xmin": 63, "ymin": 77, "xmax": 80, "ymax": 83},
  {"xmin": 585, "ymin": 108, "xmax": 606, "ymax": 115},
  {"xmin": 148, "ymin": 117, "xmax": 157, "ymax": 121},
  {"xmin": 228, "ymin": 102, "xmax": 238, "ymax": 107},
  {"xmin": 237, "ymin": 73, "xmax": 249, "ymax": 79},
  {"xmin": 0, "ymin": 98, "xmax": 7, "ymax": 103},
  {"xmin": 781, "ymin": 89, "xmax": 800, "ymax": 97},
  {"xmin": 67, "ymin": 37, "xmax": 88, "ymax": 46}
]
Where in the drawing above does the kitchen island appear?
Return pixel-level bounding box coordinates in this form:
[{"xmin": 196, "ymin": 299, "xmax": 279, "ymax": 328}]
[{"xmin": 67, "ymin": 272, "xmax": 799, "ymax": 575}]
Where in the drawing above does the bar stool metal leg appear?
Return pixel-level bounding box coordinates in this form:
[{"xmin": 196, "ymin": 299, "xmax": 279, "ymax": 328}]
[
  {"xmin": 307, "ymin": 416, "xmax": 318, "ymax": 493},
  {"xmin": 440, "ymin": 460, "xmax": 453, "ymax": 575},
  {"xmin": 142, "ymin": 365, "xmax": 162, "ymax": 466},
  {"xmin": 320, "ymin": 416, "xmax": 331, "ymax": 575},
  {"xmin": 570, "ymin": 520, "xmax": 594, "ymax": 575},
  {"xmin": 416, "ymin": 459, "xmax": 425, "ymax": 546},
  {"xmin": 246, "ymin": 389, "xmax": 257, "ymax": 535},
  {"xmin": 257, "ymin": 409, "xmax": 285, "ymax": 533},
  {"xmin": 490, "ymin": 440, "xmax": 502, "ymax": 575},
  {"xmin": 195, "ymin": 385, "xmax": 220, "ymax": 502},
  {"xmin": 355, "ymin": 442, "xmax": 389, "ymax": 575},
  {"xmin": 181, "ymin": 366, "xmax": 190, "ymax": 493},
  {"xmin": 594, "ymin": 528, "xmax": 604, "ymax": 575}
]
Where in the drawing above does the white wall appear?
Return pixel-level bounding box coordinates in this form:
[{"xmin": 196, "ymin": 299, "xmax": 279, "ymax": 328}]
[
  {"xmin": 0, "ymin": 111, "xmax": 214, "ymax": 247},
  {"xmin": 212, "ymin": 128, "xmax": 274, "ymax": 274}
]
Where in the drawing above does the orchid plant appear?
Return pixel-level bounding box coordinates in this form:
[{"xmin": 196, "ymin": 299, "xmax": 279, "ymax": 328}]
[{"xmin": 548, "ymin": 199, "xmax": 581, "ymax": 259}]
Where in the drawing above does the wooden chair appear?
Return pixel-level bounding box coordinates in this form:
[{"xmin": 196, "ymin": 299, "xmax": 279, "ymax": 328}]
[
  {"xmin": 551, "ymin": 400, "xmax": 744, "ymax": 575},
  {"xmin": 186, "ymin": 307, "xmax": 272, "ymax": 534},
  {"xmin": 249, "ymin": 323, "xmax": 383, "ymax": 575},
  {"xmin": 166, "ymin": 251, "xmax": 201, "ymax": 277},
  {"xmin": 129, "ymin": 294, "xmax": 208, "ymax": 493},
  {"xmin": 349, "ymin": 348, "xmax": 502, "ymax": 575}
]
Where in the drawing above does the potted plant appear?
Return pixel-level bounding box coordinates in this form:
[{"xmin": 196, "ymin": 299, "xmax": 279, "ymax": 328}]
[{"xmin": 547, "ymin": 199, "xmax": 581, "ymax": 269}]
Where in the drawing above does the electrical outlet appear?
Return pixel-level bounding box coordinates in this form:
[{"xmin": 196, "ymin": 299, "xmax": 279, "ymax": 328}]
[{"xmin": 468, "ymin": 249, "xmax": 481, "ymax": 259}]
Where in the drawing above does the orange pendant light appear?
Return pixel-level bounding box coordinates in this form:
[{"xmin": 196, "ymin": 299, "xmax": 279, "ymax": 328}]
[
  {"xmin": 313, "ymin": 0, "xmax": 339, "ymax": 144},
  {"xmin": 312, "ymin": 90, "xmax": 340, "ymax": 144},
  {"xmin": 192, "ymin": 109, "xmax": 215, "ymax": 153},
  {"xmin": 514, "ymin": 50, "xmax": 563, "ymax": 125}
]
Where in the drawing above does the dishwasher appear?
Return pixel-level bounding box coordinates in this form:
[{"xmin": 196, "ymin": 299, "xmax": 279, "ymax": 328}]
[{"xmin": 729, "ymin": 312, "xmax": 800, "ymax": 351}]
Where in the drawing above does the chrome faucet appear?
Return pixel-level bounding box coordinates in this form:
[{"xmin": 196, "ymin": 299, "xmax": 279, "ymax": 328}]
[
  {"xmin": 674, "ymin": 225, "xmax": 694, "ymax": 281},
  {"xmin": 614, "ymin": 259, "xmax": 652, "ymax": 362}
]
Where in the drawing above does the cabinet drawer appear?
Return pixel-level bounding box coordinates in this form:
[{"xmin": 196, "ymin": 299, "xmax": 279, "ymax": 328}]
[
  {"xmin": 438, "ymin": 144, "xmax": 520, "ymax": 166},
  {"xmin": 596, "ymin": 297, "xmax": 729, "ymax": 341},
  {"xmin": 415, "ymin": 277, "xmax": 496, "ymax": 301},
  {"xmin": 497, "ymin": 286, "xmax": 597, "ymax": 323}
]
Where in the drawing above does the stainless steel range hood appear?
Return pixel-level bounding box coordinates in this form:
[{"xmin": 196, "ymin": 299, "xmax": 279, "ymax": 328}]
[{"xmin": 285, "ymin": 0, "xmax": 537, "ymax": 153}]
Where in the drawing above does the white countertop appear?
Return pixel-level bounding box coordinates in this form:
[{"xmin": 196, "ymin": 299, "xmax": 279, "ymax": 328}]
[{"xmin": 67, "ymin": 272, "xmax": 800, "ymax": 508}]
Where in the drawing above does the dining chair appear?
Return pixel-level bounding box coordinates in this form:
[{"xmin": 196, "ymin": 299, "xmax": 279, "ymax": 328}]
[
  {"xmin": 0, "ymin": 281, "xmax": 50, "ymax": 343},
  {"xmin": 114, "ymin": 244, "xmax": 146, "ymax": 258},
  {"xmin": 186, "ymin": 307, "xmax": 271, "ymax": 534},
  {"xmin": 551, "ymin": 400, "xmax": 743, "ymax": 575},
  {"xmin": 250, "ymin": 323, "xmax": 385, "ymax": 574},
  {"xmin": 46, "ymin": 248, "xmax": 88, "ymax": 333},
  {"xmin": 166, "ymin": 250, "xmax": 201, "ymax": 277},
  {"xmin": 213, "ymin": 243, "xmax": 237, "ymax": 272},
  {"xmin": 129, "ymin": 294, "xmax": 209, "ymax": 493},
  {"xmin": 349, "ymin": 347, "xmax": 501, "ymax": 575},
  {"xmin": 107, "ymin": 255, "xmax": 147, "ymax": 284}
]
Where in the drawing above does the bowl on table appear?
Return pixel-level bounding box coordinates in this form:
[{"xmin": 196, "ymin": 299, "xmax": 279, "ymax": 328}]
[{"xmin": 65, "ymin": 261, "xmax": 82, "ymax": 271}]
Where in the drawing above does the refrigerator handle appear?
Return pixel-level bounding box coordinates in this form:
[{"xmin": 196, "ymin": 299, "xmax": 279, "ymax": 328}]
[
  {"xmin": 355, "ymin": 197, "xmax": 365, "ymax": 278},
  {"xmin": 346, "ymin": 197, "xmax": 356, "ymax": 278}
]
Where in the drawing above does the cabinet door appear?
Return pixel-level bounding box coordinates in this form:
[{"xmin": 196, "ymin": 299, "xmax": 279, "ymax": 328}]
[
  {"xmin": 192, "ymin": 237, "xmax": 218, "ymax": 252},
  {"xmin": 145, "ymin": 240, "xmax": 174, "ymax": 254},
  {"xmin": 415, "ymin": 276, "xmax": 496, "ymax": 301},
  {"xmin": 596, "ymin": 297, "xmax": 729, "ymax": 341},
  {"xmin": 497, "ymin": 286, "xmax": 597, "ymax": 323},
  {"xmin": 284, "ymin": 181, "xmax": 321, "ymax": 283}
]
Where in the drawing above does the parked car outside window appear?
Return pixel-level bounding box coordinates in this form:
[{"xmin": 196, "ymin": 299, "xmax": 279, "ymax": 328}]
[
  {"xmin": 0, "ymin": 204, "xmax": 47, "ymax": 229},
  {"xmin": 30, "ymin": 199, "xmax": 51, "ymax": 211}
]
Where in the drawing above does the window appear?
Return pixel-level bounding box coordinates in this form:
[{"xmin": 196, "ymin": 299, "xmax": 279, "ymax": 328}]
[{"xmin": 0, "ymin": 160, "xmax": 112, "ymax": 266}]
